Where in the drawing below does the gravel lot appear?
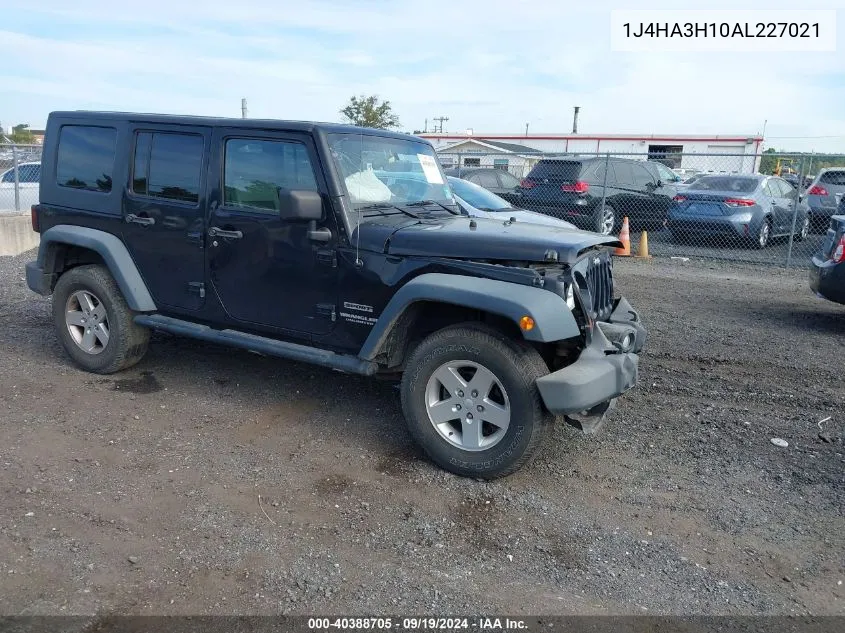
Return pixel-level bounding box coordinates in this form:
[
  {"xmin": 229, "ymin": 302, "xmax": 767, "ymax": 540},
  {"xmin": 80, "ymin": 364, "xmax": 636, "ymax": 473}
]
[{"xmin": 0, "ymin": 248, "xmax": 843, "ymax": 617}]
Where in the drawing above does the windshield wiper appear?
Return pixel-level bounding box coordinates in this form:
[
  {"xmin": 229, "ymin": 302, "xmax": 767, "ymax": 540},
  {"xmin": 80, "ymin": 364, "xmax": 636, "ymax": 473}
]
[
  {"xmin": 477, "ymin": 207, "xmax": 512, "ymax": 213},
  {"xmin": 358, "ymin": 203, "xmax": 421, "ymax": 219},
  {"xmin": 405, "ymin": 200, "xmax": 459, "ymax": 214}
]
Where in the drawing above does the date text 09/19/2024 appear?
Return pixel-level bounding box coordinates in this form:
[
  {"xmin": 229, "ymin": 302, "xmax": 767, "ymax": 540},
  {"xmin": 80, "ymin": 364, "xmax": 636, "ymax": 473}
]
[{"xmin": 307, "ymin": 618, "xmax": 528, "ymax": 630}]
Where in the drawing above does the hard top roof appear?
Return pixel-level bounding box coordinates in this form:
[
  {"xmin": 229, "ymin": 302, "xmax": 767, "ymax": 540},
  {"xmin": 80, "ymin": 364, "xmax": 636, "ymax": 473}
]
[{"xmin": 48, "ymin": 111, "xmax": 423, "ymax": 143}]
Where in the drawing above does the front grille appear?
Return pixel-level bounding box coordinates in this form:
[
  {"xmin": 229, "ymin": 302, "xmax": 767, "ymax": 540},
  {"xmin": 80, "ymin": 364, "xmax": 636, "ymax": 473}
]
[{"xmin": 584, "ymin": 256, "xmax": 614, "ymax": 321}]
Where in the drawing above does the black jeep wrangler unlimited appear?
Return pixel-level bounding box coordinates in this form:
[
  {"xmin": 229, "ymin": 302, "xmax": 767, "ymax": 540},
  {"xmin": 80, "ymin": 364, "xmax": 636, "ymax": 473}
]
[{"xmin": 26, "ymin": 112, "xmax": 646, "ymax": 478}]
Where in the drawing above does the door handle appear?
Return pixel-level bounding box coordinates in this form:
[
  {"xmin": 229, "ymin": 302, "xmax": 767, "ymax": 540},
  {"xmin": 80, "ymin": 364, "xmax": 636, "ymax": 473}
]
[
  {"xmin": 126, "ymin": 214, "xmax": 155, "ymax": 226},
  {"xmin": 208, "ymin": 226, "xmax": 243, "ymax": 239}
]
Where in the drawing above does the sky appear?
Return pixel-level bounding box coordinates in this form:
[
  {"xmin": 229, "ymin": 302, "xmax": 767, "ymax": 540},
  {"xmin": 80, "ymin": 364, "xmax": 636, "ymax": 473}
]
[{"xmin": 2, "ymin": 0, "xmax": 844, "ymax": 152}]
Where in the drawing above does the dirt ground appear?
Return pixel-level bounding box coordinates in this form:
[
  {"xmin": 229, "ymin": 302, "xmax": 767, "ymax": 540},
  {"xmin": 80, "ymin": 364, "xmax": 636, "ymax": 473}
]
[{"xmin": 0, "ymin": 250, "xmax": 843, "ymax": 617}]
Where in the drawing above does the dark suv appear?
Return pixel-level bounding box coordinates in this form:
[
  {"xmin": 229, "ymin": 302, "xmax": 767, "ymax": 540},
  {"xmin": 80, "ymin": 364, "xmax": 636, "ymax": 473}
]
[
  {"xmin": 517, "ymin": 157, "xmax": 678, "ymax": 235},
  {"xmin": 25, "ymin": 111, "xmax": 645, "ymax": 479}
]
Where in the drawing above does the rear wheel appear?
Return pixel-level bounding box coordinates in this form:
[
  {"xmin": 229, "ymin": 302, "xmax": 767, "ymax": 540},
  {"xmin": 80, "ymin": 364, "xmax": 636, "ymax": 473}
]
[
  {"xmin": 752, "ymin": 219, "xmax": 771, "ymax": 249},
  {"xmin": 400, "ymin": 324, "xmax": 553, "ymax": 479},
  {"xmin": 52, "ymin": 265, "xmax": 150, "ymax": 374},
  {"xmin": 595, "ymin": 204, "xmax": 617, "ymax": 236}
]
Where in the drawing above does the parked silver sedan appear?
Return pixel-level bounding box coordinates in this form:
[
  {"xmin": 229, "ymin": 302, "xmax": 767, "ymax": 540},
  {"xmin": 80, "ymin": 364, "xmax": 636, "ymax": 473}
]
[{"xmin": 0, "ymin": 162, "xmax": 40, "ymax": 212}]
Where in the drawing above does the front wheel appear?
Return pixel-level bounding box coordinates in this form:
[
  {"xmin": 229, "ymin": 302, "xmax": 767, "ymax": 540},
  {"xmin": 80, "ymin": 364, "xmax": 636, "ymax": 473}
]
[
  {"xmin": 795, "ymin": 215, "xmax": 810, "ymax": 242},
  {"xmin": 400, "ymin": 324, "xmax": 553, "ymax": 479}
]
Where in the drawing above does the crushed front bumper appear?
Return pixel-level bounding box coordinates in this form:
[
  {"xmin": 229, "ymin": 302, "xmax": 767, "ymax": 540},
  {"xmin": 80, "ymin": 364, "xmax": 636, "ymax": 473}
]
[{"xmin": 536, "ymin": 296, "xmax": 644, "ymax": 432}]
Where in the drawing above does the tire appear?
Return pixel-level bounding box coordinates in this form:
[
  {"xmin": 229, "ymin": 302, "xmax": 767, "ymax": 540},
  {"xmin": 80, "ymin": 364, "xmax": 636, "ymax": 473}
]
[
  {"xmin": 795, "ymin": 215, "xmax": 810, "ymax": 242},
  {"xmin": 400, "ymin": 323, "xmax": 553, "ymax": 479},
  {"xmin": 52, "ymin": 265, "xmax": 150, "ymax": 374},
  {"xmin": 752, "ymin": 218, "xmax": 771, "ymax": 249},
  {"xmin": 594, "ymin": 204, "xmax": 617, "ymax": 236}
]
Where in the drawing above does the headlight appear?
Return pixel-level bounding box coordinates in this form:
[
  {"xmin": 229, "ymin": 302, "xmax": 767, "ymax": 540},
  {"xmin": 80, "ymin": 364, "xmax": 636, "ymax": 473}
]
[{"xmin": 565, "ymin": 284, "xmax": 576, "ymax": 310}]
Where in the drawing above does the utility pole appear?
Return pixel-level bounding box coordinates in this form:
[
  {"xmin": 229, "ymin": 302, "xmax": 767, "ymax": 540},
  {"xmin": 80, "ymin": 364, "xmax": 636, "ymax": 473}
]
[
  {"xmin": 241, "ymin": 98, "xmax": 248, "ymax": 119},
  {"xmin": 433, "ymin": 116, "xmax": 449, "ymax": 134},
  {"xmin": 572, "ymin": 106, "xmax": 580, "ymax": 134},
  {"xmin": 525, "ymin": 123, "xmax": 529, "ymax": 137}
]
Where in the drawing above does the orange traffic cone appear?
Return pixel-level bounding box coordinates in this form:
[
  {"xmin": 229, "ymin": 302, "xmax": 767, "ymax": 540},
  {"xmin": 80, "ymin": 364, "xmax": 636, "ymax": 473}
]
[{"xmin": 615, "ymin": 216, "xmax": 631, "ymax": 256}]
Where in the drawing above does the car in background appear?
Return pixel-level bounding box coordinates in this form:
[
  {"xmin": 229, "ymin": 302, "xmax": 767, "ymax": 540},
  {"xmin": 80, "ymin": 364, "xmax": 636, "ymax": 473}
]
[
  {"xmin": 516, "ymin": 157, "xmax": 678, "ymax": 235},
  {"xmin": 674, "ymin": 173, "xmax": 705, "ymax": 189},
  {"xmin": 667, "ymin": 174, "xmax": 809, "ymax": 249},
  {"xmin": 809, "ymin": 214, "xmax": 845, "ymax": 305},
  {"xmin": 649, "ymin": 161, "xmax": 683, "ymax": 185},
  {"xmin": 446, "ymin": 176, "xmax": 578, "ymax": 230},
  {"xmin": 804, "ymin": 168, "xmax": 845, "ymax": 232},
  {"xmin": 0, "ymin": 161, "xmax": 40, "ymax": 210},
  {"xmin": 443, "ymin": 167, "xmax": 522, "ymax": 203}
]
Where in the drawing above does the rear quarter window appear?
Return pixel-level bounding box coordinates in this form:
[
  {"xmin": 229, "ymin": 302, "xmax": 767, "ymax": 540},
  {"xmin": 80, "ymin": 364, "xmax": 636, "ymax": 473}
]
[{"xmin": 56, "ymin": 125, "xmax": 117, "ymax": 193}]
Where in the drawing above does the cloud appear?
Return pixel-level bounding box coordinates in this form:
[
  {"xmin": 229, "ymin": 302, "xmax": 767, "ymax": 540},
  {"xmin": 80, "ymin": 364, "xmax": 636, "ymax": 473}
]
[{"xmin": 2, "ymin": 0, "xmax": 844, "ymax": 151}]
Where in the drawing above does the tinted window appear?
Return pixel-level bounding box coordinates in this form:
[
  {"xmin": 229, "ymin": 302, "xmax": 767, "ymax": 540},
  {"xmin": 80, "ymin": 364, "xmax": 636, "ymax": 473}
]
[
  {"xmin": 819, "ymin": 170, "xmax": 845, "ymax": 186},
  {"xmin": 497, "ymin": 170, "xmax": 520, "ymax": 188},
  {"xmin": 633, "ymin": 164, "xmax": 656, "ymax": 187},
  {"xmin": 652, "ymin": 161, "xmax": 679, "ymax": 183},
  {"xmin": 592, "ymin": 161, "xmax": 617, "ymax": 184},
  {"xmin": 613, "ymin": 161, "xmax": 635, "ymax": 186},
  {"xmin": 131, "ymin": 132, "xmax": 203, "ymax": 203},
  {"xmin": 224, "ymin": 139, "xmax": 318, "ymax": 212},
  {"xmin": 775, "ymin": 179, "xmax": 795, "ymax": 197},
  {"xmin": 763, "ymin": 181, "xmax": 777, "ymax": 197},
  {"xmin": 6, "ymin": 164, "xmax": 40, "ymax": 183},
  {"xmin": 472, "ymin": 171, "xmax": 500, "ymax": 189},
  {"xmin": 448, "ymin": 177, "xmax": 511, "ymax": 211},
  {"xmin": 25, "ymin": 164, "xmax": 41, "ymax": 183},
  {"xmin": 56, "ymin": 125, "xmax": 117, "ymax": 192},
  {"xmin": 692, "ymin": 176, "xmax": 759, "ymax": 193},
  {"xmin": 528, "ymin": 160, "xmax": 582, "ymax": 181}
]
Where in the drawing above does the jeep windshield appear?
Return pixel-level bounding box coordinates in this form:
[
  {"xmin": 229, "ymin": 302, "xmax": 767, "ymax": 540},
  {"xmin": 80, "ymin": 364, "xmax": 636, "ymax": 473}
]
[{"xmin": 327, "ymin": 133, "xmax": 457, "ymax": 217}]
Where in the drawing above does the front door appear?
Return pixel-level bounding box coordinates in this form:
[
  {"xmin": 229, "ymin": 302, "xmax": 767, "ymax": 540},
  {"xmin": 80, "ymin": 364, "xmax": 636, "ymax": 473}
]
[
  {"xmin": 206, "ymin": 128, "xmax": 339, "ymax": 337},
  {"xmin": 122, "ymin": 125, "xmax": 211, "ymax": 313}
]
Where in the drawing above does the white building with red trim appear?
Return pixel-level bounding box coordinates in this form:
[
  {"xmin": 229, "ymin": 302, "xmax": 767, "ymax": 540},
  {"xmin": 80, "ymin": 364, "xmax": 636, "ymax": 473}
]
[{"xmin": 419, "ymin": 132, "xmax": 764, "ymax": 176}]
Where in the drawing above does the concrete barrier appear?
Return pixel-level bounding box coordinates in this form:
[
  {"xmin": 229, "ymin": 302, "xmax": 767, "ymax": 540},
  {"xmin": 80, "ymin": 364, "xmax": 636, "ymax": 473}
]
[{"xmin": 0, "ymin": 213, "xmax": 39, "ymax": 256}]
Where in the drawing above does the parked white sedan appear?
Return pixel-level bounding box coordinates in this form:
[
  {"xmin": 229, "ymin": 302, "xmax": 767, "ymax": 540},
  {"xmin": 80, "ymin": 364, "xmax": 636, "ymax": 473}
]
[{"xmin": 0, "ymin": 162, "xmax": 40, "ymax": 212}]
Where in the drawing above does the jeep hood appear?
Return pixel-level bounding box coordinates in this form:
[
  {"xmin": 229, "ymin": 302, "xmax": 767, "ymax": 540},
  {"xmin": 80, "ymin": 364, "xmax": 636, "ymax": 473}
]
[{"xmin": 354, "ymin": 214, "xmax": 621, "ymax": 264}]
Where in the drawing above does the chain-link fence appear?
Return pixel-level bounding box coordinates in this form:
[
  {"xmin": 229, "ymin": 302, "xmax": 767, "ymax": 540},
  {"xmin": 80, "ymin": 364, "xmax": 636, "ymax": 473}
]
[
  {"xmin": 438, "ymin": 150, "xmax": 845, "ymax": 268},
  {"xmin": 0, "ymin": 143, "xmax": 43, "ymax": 215}
]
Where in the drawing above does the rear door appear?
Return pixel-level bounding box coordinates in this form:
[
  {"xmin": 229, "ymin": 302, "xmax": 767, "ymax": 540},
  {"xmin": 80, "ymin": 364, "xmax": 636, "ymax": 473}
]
[
  {"xmin": 122, "ymin": 125, "xmax": 211, "ymax": 313},
  {"xmin": 633, "ymin": 162, "xmax": 669, "ymax": 224},
  {"xmin": 610, "ymin": 160, "xmax": 643, "ymax": 219},
  {"xmin": 773, "ymin": 177, "xmax": 800, "ymax": 233}
]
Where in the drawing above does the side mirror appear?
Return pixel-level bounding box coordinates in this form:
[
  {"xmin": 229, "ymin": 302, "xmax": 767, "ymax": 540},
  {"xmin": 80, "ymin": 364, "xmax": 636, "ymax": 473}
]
[{"xmin": 277, "ymin": 188, "xmax": 323, "ymax": 222}]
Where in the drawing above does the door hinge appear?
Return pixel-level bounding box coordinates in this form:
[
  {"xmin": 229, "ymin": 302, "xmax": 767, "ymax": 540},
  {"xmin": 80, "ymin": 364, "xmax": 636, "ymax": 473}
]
[
  {"xmin": 316, "ymin": 249, "xmax": 337, "ymax": 268},
  {"xmin": 188, "ymin": 282, "xmax": 206, "ymax": 298},
  {"xmin": 316, "ymin": 303, "xmax": 336, "ymax": 322}
]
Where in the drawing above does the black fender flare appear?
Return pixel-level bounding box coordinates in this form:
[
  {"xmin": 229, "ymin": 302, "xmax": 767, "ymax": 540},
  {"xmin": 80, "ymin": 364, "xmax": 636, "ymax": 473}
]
[
  {"xmin": 358, "ymin": 273, "xmax": 580, "ymax": 361},
  {"xmin": 36, "ymin": 225, "xmax": 156, "ymax": 312}
]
